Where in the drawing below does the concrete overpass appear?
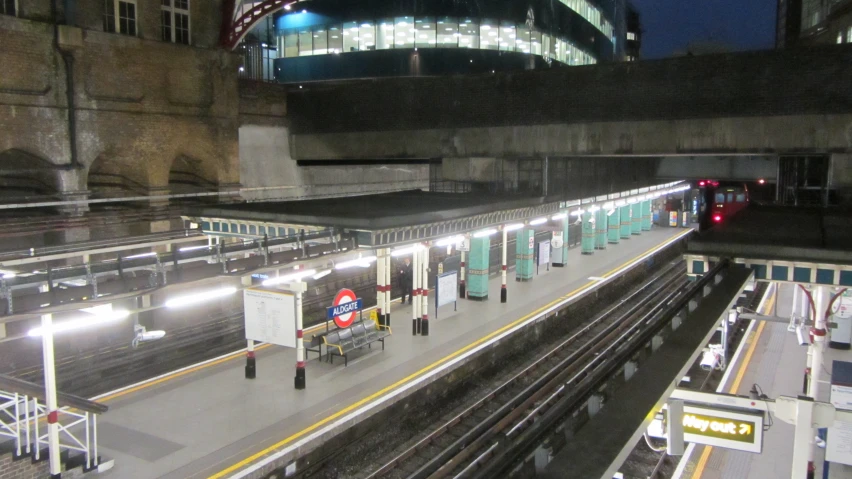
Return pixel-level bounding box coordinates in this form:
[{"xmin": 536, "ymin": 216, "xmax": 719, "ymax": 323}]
[{"xmin": 285, "ymin": 45, "xmax": 852, "ymax": 161}]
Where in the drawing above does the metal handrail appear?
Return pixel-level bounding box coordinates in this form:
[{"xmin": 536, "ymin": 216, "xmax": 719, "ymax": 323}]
[{"xmin": 0, "ymin": 374, "xmax": 107, "ymax": 414}]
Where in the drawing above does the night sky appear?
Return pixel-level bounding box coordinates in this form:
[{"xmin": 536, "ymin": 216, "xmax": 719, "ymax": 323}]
[{"xmin": 630, "ymin": 0, "xmax": 777, "ymax": 58}]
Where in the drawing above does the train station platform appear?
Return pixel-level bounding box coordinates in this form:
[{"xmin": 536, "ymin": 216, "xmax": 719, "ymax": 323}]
[
  {"xmin": 673, "ymin": 283, "xmax": 852, "ymax": 479},
  {"xmin": 91, "ymin": 227, "xmax": 690, "ymax": 479}
]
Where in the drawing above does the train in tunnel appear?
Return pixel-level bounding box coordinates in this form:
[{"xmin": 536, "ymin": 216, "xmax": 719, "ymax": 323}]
[{"xmin": 697, "ymin": 180, "xmax": 750, "ymax": 231}]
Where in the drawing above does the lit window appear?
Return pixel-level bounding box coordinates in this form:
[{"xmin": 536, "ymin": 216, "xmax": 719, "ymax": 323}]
[
  {"xmin": 416, "ymin": 17, "xmax": 436, "ymax": 48},
  {"xmin": 394, "ymin": 16, "xmax": 414, "ymax": 49},
  {"xmin": 848, "ymin": 27, "xmax": 852, "ymax": 43},
  {"xmin": 529, "ymin": 29, "xmax": 542, "ymax": 55},
  {"xmin": 436, "ymin": 17, "xmax": 457, "ymax": 47},
  {"xmin": 342, "ymin": 21, "xmax": 358, "ymax": 52},
  {"xmin": 498, "ymin": 22, "xmax": 515, "ymax": 52},
  {"xmin": 1, "ymin": 0, "xmax": 16, "ymax": 16},
  {"xmin": 328, "ymin": 25, "xmax": 342, "ymax": 53},
  {"xmin": 838, "ymin": 32, "xmax": 844, "ymax": 44},
  {"xmin": 161, "ymin": 0, "xmax": 190, "ymax": 45},
  {"xmin": 516, "ymin": 25, "xmax": 531, "ymax": 54},
  {"xmin": 104, "ymin": 0, "xmax": 137, "ymax": 36},
  {"xmin": 283, "ymin": 31, "xmax": 298, "ymax": 57},
  {"xmin": 376, "ymin": 19, "xmax": 393, "ymax": 50},
  {"xmin": 480, "ymin": 19, "xmax": 498, "ymax": 50},
  {"xmin": 627, "ymin": 32, "xmax": 636, "ymax": 40},
  {"xmin": 313, "ymin": 28, "xmax": 328, "ymax": 54},
  {"xmin": 359, "ymin": 21, "xmax": 375, "ymax": 50},
  {"xmin": 458, "ymin": 19, "xmax": 479, "ymax": 49},
  {"xmin": 299, "ymin": 28, "xmax": 313, "ymax": 55}
]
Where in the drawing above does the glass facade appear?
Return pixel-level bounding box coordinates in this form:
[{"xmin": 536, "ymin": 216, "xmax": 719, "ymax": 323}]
[{"xmin": 277, "ymin": 16, "xmax": 597, "ymax": 66}]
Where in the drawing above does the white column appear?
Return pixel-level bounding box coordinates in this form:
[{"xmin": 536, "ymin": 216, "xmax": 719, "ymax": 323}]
[
  {"xmin": 377, "ymin": 248, "xmax": 385, "ymax": 327},
  {"xmin": 384, "ymin": 249, "xmax": 391, "ymax": 327},
  {"xmin": 241, "ymin": 276, "xmax": 256, "ymax": 379},
  {"xmin": 807, "ymin": 286, "xmax": 827, "ymax": 471},
  {"xmin": 459, "ymin": 235, "xmax": 467, "ymax": 299},
  {"xmin": 792, "ymin": 397, "xmax": 815, "ymax": 479},
  {"xmin": 412, "ymin": 246, "xmax": 420, "ymax": 335},
  {"xmin": 500, "ymin": 227, "xmax": 508, "ymax": 303},
  {"xmin": 421, "ymin": 244, "xmax": 430, "ymax": 336},
  {"xmin": 41, "ymin": 313, "xmax": 61, "ymax": 477},
  {"xmin": 294, "ymin": 282, "xmax": 306, "ymax": 389}
]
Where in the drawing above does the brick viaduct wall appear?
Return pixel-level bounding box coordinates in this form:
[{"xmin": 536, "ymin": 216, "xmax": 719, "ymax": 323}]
[
  {"xmin": 286, "ymin": 45, "xmax": 852, "ymax": 160},
  {"xmin": 0, "ymin": 0, "xmax": 240, "ymax": 210}
]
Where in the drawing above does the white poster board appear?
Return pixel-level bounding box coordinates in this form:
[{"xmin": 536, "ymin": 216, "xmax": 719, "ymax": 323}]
[
  {"xmin": 538, "ymin": 241, "xmax": 551, "ymax": 266},
  {"xmin": 436, "ymin": 271, "xmax": 458, "ymax": 308},
  {"xmin": 827, "ymin": 419, "xmax": 852, "ymax": 466},
  {"xmin": 244, "ymin": 288, "xmax": 296, "ymax": 348}
]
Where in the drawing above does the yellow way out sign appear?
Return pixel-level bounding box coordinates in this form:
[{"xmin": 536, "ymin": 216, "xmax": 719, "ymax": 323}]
[{"xmin": 681, "ymin": 404, "xmax": 764, "ymax": 453}]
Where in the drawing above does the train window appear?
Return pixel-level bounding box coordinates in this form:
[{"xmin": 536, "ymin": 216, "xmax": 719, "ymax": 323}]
[
  {"xmin": 727, "ymin": 193, "xmax": 734, "ymax": 203},
  {"xmin": 736, "ymin": 193, "xmax": 745, "ymax": 202},
  {"xmin": 715, "ymin": 193, "xmax": 725, "ymax": 203}
]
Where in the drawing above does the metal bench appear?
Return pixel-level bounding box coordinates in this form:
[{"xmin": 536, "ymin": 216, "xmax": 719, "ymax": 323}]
[{"xmin": 323, "ymin": 318, "xmax": 392, "ymax": 366}]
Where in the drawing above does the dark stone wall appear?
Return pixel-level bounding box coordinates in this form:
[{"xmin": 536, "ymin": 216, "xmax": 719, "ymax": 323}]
[{"xmin": 287, "ymin": 44, "xmax": 852, "ymax": 135}]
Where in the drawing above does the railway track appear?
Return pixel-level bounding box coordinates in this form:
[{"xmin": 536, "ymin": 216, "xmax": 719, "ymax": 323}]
[{"xmin": 362, "ymin": 260, "xmax": 690, "ymax": 479}]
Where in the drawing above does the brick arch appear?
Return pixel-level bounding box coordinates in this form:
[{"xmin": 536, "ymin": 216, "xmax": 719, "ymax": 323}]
[
  {"xmin": 168, "ymin": 154, "xmax": 220, "ymax": 194},
  {"xmin": 0, "ymin": 149, "xmax": 66, "ymax": 200},
  {"xmin": 86, "ymin": 150, "xmax": 154, "ymax": 198}
]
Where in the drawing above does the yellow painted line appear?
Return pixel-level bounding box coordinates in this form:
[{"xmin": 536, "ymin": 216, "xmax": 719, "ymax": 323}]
[
  {"xmin": 208, "ymin": 230, "xmax": 691, "ymax": 479},
  {"xmin": 690, "ymin": 286, "xmax": 776, "ymax": 479}
]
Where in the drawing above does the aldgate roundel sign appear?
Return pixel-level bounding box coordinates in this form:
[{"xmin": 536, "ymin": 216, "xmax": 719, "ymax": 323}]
[{"xmin": 327, "ymin": 288, "xmax": 363, "ymax": 329}]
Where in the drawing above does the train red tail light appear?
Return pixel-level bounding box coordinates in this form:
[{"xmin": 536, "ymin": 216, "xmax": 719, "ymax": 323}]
[
  {"xmin": 699, "ymin": 181, "xmax": 706, "ymax": 187},
  {"xmin": 713, "ymin": 214, "xmax": 722, "ymax": 223}
]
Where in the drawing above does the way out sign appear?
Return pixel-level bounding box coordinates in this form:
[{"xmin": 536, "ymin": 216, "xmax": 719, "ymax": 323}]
[
  {"xmin": 680, "ymin": 404, "xmax": 764, "ymax": 453},
  {"xmin": 327, "ymin": 288, "xmax": 363, "ymax": 328}
]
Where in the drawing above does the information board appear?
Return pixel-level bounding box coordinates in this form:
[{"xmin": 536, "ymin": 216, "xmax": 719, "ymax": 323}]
[
  {"xmin": 436, "ymin": 271, "xmax": 458, "ymax": 308},
  {"xmin": 681, "ymin": 404, "xmax": 764, "ymax": 453},
  {"xmin": 244, "ymin": 288, "xmax": 296, "ymax": 348},
  {"xmin": 538, "ymin": 241, "xmax": 551, "ymax": 266}
]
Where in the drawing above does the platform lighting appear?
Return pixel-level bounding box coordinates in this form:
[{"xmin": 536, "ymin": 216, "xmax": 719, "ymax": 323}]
[
  {"xmin": 571, "ymin": 209, "xmax": 585, "ymax": 216},
  {"xmin": 472, "ymin": 228, "xmax": 497, "ymax": 238},
  {"xmin": 434, "ymin": 235, "xmax": 464, "ymax": 247},
  {"xmin": 165, "ymin": 287, "xmax": 237, "ymax": 308},
  {"xmin": 504, "ymin": 223, "xmax": 525, "ymax": 231},
  {"xmin": 391, "ymin": 246, "xmax": 419, "ymax": 257},
  {"xmin": 28, "ymin": 310, "xmax": 130, "ymax": 337},
  {"xmin": 125, "ymin": 252, "xmax": 157, "ymax": 260},
  {"xmin": 335, "ymin": 255, "xmax": 377, "ymax": 269},
  {"xmin": 284, "ymin": 4, "xmax": 291, "ymax": 10},
  {"xmin": 529, "ymin": 217, "xmax": 548, "ymax": 226},
  {"xmin": 551, "ymin": 213, "xmax": 568, "ymax": 220},
  {"xmin": 588, "ymin": 205, "xmax": 600, "ymax": 212},
  {"xmin": 179, "ymin": 245, "xmax": 209, "ymax": 252},
  {"xmin": 615, "ymin": 200, "xmax": 626, "ymax": 207},
  {"xmin": 603, "ymin": 202, "xmax": 614, "ymax": 210},
  {"xmin": 758, "ymin": 179, "xmax": 766, "ymax": 185},
  {"xmin": 0, "ymin": 270, "xmax": 16, "ymax": 279},
  {"xmin": 262, "ymin": 269, "xmax": 317, "ymax": 286},
  {"xmin": 313, "ymin": 269, "xmax": 332, "ymax": 280}
]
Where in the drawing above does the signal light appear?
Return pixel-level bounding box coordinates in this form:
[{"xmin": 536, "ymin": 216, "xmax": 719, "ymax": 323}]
[
  {"xmin": 758, "ymin": 179, "xmax": 766, "ymax": 185},
  {"xmin": 713, "ymin": 214, "xmax": 722, "ymax": 223},
  {"xmin": 699, "ymin": 181, "xmax": 706, "ymax": 187}
]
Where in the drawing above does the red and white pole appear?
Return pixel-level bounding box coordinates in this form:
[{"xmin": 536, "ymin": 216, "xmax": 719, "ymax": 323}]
[
  {"xmin": 376, "ymin": 248, "xmax": 385, "ymax": 327},
  {"xmin": 807, "ymin": 285, "xmax": 827, "ymax": 475},
  {"xmin": 384, "ymin": 249, "xmax": 391, "ymax": 327},
  {"xmin": 294, "ymin": 281, "xmax": 307, "ymax": 390},
  {"xmin": 421, "ymin": 243, "xmax": 430, "ymax": 336},
  {"xmin": 459, "ymin": 234, "xmax": 468, "ymax": 299},
  {"xmin": 41, "ymin": 312, "xmax": 61, "ymax": 478},
  {"xmin": 245, "ymin": 339, "xmax": 256, "ymax": 379},
  {"xmin": 412, "ymin": 245, "xmax": 421, "ymax": 335},
  {"xmin": 500, "ymin": 226, "xmax": 508, "ymax": 303}
]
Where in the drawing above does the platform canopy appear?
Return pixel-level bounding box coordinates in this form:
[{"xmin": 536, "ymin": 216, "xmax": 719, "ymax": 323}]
[
  {"xmin": 686, "ymin": 205, "xmax": 852, "ymax": 286},
  {"xmin": 184, "ymin": 183, "xmax": 686, "ymax": 248}
]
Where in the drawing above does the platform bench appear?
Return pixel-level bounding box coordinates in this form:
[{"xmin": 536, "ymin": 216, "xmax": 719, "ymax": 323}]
[{"xmin": 323, "ymin": 318, "xmax": 392, "ymax": 366}]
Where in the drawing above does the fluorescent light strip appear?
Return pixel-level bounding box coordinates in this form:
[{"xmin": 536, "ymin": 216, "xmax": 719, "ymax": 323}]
[
  {"xmin": 529, "ymin": 217, "xmax": 547, "ymax": 226},
  {"xmin": 165, "ymin": 287, "xmax": 238, "ymax": 308},
  {"xmin": 335, "ymin": 256, "xmax": 377, "ymax": 270},
  {"xmin": 262, "ymin": 269, "xmax": 317, "ymax": 286},
  {"xmin": 504, "ymin": 223, "xmax": 525, "ymax": 232},
  {"xmin": 28, "ymin": 310, "xmax": 130, "ymax": 337},
  {"xmin": 551, "ymin": 213, "xmax": 567, "ymax": 220},
  {"xmin": 473, "ymin": 228, "xmax": 497, "ymax": 238}
]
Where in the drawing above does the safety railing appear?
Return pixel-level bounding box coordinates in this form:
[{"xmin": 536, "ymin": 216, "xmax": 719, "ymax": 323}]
[{"xmin": 0, "ymin": 374, "xmax": 108, "ymax": 471}]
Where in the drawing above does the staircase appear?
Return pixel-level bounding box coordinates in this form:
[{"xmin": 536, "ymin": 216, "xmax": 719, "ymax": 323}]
[{"xmin": 0, "ymin": 374, "xmax": 113, "ymax": 478}]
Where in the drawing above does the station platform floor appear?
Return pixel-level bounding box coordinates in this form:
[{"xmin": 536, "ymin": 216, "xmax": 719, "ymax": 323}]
[
  {"xmin": 92, "ymin": 227, "xmax": 690, "ymax": 479},
  {"xmin": 674, "ymin": 283, "xmax": 852, "ymax": 479}
]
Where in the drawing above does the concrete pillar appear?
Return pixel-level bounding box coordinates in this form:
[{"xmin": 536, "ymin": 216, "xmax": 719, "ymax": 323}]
[
  {"xmin": 500, "ymin": 228, "xmax": 508, "ymax": 303},
  {"xmin": 515, "ymin": 228, "xmax": 534, "ymax": 282},
  {"xmin": 620, "ymin": 205, "xmax": 631, "ymax": 240},
  {"xmin": 581, "ymin": 211, "xmax": 595, "ymax": 255},
  {"xmin": 631, "ymin": 202, "xmax": 642, "ymax": 235},
  {"xmin": 468, "ymin": 236, "xmax": 490, "ymax": 300},
  {"xmin": 594, "ymin": 208, "xmax": 607, "ymax": 250},
  {"xmin": 607, "ymin": 208, "xmax": 620, "ymax": 244},
  {"xmin": 642, "ymin": 200, "xmax": 652, "ymax": 231},
  {"xmin": 809, "ymin": 285, "xmax": 828, "ymax": 469}
]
